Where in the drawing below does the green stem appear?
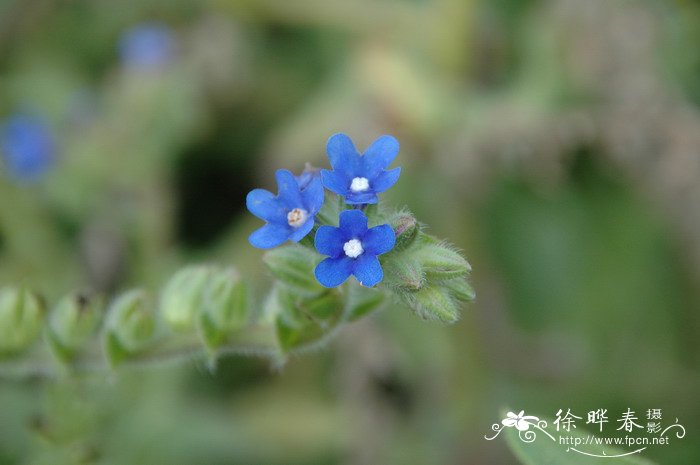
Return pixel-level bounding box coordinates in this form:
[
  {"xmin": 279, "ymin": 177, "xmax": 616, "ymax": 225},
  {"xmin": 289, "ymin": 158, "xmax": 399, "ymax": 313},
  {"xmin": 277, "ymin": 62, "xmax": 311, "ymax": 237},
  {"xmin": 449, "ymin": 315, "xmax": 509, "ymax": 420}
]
[{"xmin": 0, "ymin": 322, "xmax": 280, "ymax": 379}]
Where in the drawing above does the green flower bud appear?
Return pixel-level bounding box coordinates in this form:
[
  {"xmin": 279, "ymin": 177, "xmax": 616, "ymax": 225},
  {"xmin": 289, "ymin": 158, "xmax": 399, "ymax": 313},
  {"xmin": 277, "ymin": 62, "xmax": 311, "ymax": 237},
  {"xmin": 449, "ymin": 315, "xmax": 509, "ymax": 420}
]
[
  {"xmin": 105, "ymin": 290, "xmax": 155, "ymax": 366},
  {"xmin": 390, "ymin": 213, "xmax": 419, "ymax": 250},
  {"xmin": 204, "ymin": 267, "xmax": 248, "ymax": 329},
  {"xmin": 159, "ymin": 266, "xmax": 211, "ymax": 332},
  {"xmin": 46, "ymin": 293, "xmax": 102, "ymax": 361},
  {"xmin": 411, "ymin": 239, "xmax": 471, "ymax": 279},
  {"xmin": 199, "ymin": 267, "xmax": 248, "ymax": 350},
  {"xmin": 443, "ymin": 277, "xmax": 476, "ymax": 303},
  {"xmin": 401, "ymin": 285, "xmax": 459, "ymax": 324},
  {"xmin": 0, "ymin": 287, "xmax": 45, "ymax": 354},
  {"xmin": 263, "ymin": 245, "xmax": 324, "ymax": 297},
  {"xmin": 382, "ymin": 253, "xmax": 425, "ymax": 291}
]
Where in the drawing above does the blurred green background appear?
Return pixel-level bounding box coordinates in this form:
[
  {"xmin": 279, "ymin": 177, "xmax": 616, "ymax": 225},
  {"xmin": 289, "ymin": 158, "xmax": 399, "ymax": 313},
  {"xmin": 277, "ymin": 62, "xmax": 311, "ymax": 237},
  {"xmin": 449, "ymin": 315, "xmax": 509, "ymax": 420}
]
[{"xmin": 1, "ymin": 0, "xmax": 699, "ymax": 463}]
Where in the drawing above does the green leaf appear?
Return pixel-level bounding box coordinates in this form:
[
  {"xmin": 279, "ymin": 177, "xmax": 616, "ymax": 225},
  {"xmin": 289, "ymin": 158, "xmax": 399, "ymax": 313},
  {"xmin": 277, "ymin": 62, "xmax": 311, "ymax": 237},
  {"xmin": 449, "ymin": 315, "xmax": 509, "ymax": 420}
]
[
  {"xmin": 504, "ymin": 414, "xmax": 658, "ymax": 465},
  {"xmin": 315, "ymin": 191, "xmax": 344, "ymax": 226},
  {"xmin": 346, "ymin": 281, "xmax": 386, "ymax": 321},
  {"xmin": 263, "ymin": 244, "xmax": 324, "ymax": 297},
  {"xmin": 275, "ymin": 288, "xmax": 344, "ymax": 352}
]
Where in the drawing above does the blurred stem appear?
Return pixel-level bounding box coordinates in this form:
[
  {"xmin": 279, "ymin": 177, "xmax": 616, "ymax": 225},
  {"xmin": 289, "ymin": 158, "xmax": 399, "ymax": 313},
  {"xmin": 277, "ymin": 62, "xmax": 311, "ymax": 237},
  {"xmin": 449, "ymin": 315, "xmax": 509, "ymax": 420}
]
[{"xmin": 0, "ymin": 322, "xmax": 280, "ymax": 379}]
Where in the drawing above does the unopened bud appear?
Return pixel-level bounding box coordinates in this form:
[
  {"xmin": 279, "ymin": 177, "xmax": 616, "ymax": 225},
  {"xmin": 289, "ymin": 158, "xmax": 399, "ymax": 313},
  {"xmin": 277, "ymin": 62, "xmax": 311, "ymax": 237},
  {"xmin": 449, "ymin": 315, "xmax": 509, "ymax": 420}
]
[
  {"xmin": 160, "ymin": 266, "xmax": 211, "ymax": 332},
  {"xmin": 105, "ymin": 290, "xmax": 155, "ymax": 365},
  {"xmin": 0, "ymin": 287, "xmax": 45, "ymax": 353},
  {"xmin": 402, "ymin": 285, "xmax": 459, "ymax": 324},
  {"xmin": 47, "ymin": 293, "xmax": 102, "ymax": 360},
  {"xmin": 381, "ymin": 254, "xmax": 425, "ymax": 291},
  {"xmin": 443, "ymin": 277, "xmax": 476, "ymax": 303},
  {"xmin": 412, "ymin": 240, "xmax": 470, "ymax": 279},
  {"xmin": 199, "ymin": 267, "xmax": 248, "ymax": 350},
  {"xmin": 204, "ymin": 267, "xmax": 247, "ymax": 330},
  {"xmin": 391, "ymin": 214, "xmax": 419, "ymax": 250}
]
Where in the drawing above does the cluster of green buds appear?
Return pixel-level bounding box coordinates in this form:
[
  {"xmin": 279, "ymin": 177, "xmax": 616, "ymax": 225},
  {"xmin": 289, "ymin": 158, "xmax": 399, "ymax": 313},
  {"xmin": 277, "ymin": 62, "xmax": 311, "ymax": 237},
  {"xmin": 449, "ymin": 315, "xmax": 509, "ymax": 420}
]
[{"xmin": 0, "ymin": 267, "xmax": 259, "ymax": 374}]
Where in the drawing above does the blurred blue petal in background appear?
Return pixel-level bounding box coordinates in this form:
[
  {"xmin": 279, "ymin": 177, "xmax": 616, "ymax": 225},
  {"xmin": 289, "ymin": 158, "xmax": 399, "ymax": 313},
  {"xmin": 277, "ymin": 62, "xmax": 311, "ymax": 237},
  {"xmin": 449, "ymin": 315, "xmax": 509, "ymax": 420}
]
[
  {"xmin": 118, "ymin": 22, "xmax": 177, "ymax": 72},
  {"xmin": 1, "ymin": 113, "xmax": 55, "ymax": 182}
]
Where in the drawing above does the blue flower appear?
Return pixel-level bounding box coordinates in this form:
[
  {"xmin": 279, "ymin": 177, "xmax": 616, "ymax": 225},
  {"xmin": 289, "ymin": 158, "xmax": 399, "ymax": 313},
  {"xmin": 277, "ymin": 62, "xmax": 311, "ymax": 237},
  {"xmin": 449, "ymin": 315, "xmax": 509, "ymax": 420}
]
[
  {"xmin": 119, "ymin": 22, "xmax": 176, "ymax": 71},
  {"xmin": 321, "ymin": 133, "xmax": 401, "ymax": 205},
  {"xmin": 0, "ymin": 114, "xmax": 55, "ymax": 181},
  {"xmin": 247, "ymin": 169, "xmax": 324, "ymax": 249},
  {"xmin": 314, "ymin": 210, "xmax": 395, "ymax": 288}
]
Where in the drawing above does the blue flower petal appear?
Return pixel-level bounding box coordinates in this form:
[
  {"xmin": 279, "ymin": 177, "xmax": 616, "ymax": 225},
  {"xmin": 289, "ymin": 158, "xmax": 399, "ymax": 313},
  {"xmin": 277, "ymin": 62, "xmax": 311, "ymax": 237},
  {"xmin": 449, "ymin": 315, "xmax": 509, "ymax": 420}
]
[
  {"xmin": 275, "ymin": 169, "xmax": 303, "ymax": 207},
  {"xmin": 371, "ymin": 167, "xmax": 401, "ymax": 193},
  {"xmin": 362, "ymin": 224, "xmax": 396, "ymax": 255},
  {"xmin": 326, "ymin": 133, "xmax": 360, "ymax": 177},
  {"xmin": 246, "ymin": 188, "xmax": 286, "ymax": 223},
  {"xmin": 288, "ymin": 217, "xmax": 316, "ymax": 242},
  {"xmin": 345, "ymin": 191, "xmax": 379, "ymax": 205},
  {"xmin": 300, "ymin": 175, "xmax": 325, "ymax": 213},
  {"xmin": 315, "ymin": 225, "xmax": 345, "ymax": 257},
  {"xmin": 320, "ymin": 169, "xmax": 349, "ymax": 196},
  {"xmin": 339, "ymin": 210, "xmax": 368, "ymax": 239},
  {"xmin": 362, "ymin": 135, "xmax": 399, "ymax": 178},
  {"xmin": 352, "ymin": 255, "xmax": 383, "ymax": 287},
  {"xmin": 315, "ymin": 256, "xmax": 353, "ymax": 288},
  {"xmin": 249, "ymin": 223, "xmax": 290, "ymax": 249}
]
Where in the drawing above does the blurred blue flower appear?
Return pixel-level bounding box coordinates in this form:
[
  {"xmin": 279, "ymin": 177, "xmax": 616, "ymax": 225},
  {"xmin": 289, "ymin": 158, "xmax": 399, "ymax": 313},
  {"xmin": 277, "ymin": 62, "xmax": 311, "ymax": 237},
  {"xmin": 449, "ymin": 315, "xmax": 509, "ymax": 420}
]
[
  {"xmin": 247, "ymin": 169, "xmax": 325, "ymax": 249},
  {"xmin": 314, "ymin": 209, "xmax": 395, "ymax": 288},
  {"xmin": 321, "ymin": 133, "xmax": 401, "ymax": 205},
  {"xmin": 119, "ymin": 22, "xmax": 176, "ymax": 71},
  {"xmin": 0, "ymin": 114, "xmax": 55, "ymax": 181}
]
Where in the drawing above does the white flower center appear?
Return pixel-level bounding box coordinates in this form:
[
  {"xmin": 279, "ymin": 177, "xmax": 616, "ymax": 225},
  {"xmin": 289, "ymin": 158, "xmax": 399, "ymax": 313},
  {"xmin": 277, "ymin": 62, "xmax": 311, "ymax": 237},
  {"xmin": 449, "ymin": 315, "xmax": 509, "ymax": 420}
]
[
  {"xmin": 350, "ymin": 177, "xmax": 370, "ymax": 193},
  {"xmin": 343, "ymin": 239, "xmax": 364, "ymax": 258},
  {"xmin": 287, "ymin": 208, "xmax": 308, "ymax": 228}
]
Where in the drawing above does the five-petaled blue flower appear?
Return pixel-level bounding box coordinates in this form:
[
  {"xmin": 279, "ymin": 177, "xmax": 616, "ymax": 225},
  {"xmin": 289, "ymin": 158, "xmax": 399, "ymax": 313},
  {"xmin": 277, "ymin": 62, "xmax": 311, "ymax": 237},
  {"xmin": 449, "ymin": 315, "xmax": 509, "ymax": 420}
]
[
  {"xmin": 314, "ymin": 210, "xmax": 395, "ymax": 288},
  {"xmin": 247, "ymin": 169, "xmax": 324, "ymax": 249},
  {"xmin": 321, "ymin": 133, "xmax": 401, "ymax": 205},
  {"xmin": 0, "ymin": 114, "xmax": 55, "ymax": 182}
]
